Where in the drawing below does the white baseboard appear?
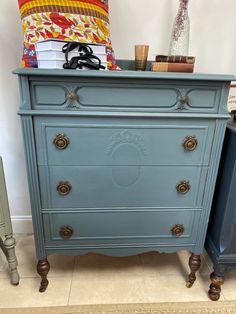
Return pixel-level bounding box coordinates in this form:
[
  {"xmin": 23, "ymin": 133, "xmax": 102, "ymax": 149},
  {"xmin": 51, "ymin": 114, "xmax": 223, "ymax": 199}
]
[{"xmin": 11, "ymin": 215, "xmax": 33, "ymax": 234}]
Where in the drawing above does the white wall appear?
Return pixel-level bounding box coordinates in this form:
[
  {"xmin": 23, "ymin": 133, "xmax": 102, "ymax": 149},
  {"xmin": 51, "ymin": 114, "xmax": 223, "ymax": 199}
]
[
  {"xmin": 0, "ymin": 0, "xmax": 32, "ymax": 233},
  {"xmin": 0, "ymin": 0, "xmax": 236, "ymax": 233},
  {"xmin": 110, "ymin": 0, "xmax": 236, "ymax": 74}
]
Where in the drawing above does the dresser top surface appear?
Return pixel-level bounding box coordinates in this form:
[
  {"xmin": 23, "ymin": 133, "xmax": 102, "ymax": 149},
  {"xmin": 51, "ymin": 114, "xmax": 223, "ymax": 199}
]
[{"xmin": 13, "ymin": 67, "xmax": 236, "ymax": 82}]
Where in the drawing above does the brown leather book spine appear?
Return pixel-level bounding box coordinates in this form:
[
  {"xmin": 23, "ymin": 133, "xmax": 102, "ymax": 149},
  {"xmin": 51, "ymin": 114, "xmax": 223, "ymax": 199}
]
[
  {"xmin": 151, "ymin": 62, "xmax": 194, "ymax": 73},
  {"xmin": 155, "ymin": 55, "xmax": 195, "ymax": 64}
]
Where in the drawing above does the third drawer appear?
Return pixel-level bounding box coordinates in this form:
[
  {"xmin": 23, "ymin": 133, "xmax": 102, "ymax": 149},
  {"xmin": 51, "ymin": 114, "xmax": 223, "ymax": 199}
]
[{"xmin": 42, "ymin": 209, "xmax": 202, "ymax": 247}]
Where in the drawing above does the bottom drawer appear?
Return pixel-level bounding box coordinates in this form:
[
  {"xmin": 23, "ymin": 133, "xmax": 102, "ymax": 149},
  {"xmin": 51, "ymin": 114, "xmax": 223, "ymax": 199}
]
[{"xmin": 43, "ymin": 210, "xmax": 201, "ymax": 247}]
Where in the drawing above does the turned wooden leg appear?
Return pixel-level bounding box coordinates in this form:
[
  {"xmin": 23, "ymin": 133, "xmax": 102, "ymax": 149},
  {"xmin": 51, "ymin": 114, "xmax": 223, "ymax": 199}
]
[
  {"xmin": 4, "ymin": 235, "xmax": 20, "ymax": 285},
  {"xmin": 208, "ymin": 272, "xmax": 224, "ymax": 301},
  {"xmin": 0, "ymin": 237, "xmax": 7, "ymax": 256},
  {"xmin": 186, "ymin": 253, "xmax": 201, "ymax": 288},
  {"xmin": 37, "ymin": 258, "xmax": 50, "ymax": 292}
]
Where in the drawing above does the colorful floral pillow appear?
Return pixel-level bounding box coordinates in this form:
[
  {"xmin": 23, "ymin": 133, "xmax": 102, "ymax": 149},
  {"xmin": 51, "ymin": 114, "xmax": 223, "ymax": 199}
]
[{"xmin": 17, "ymin": 0, "xmax": 117, "ymax": 70}]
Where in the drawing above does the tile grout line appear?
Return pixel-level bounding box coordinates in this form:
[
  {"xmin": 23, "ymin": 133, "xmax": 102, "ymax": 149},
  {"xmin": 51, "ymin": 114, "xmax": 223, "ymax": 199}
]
[
  {"xmin": 67, "ymin": 256, "xmax": 77, "ymax": 305},
  {"xmin": 220, "ymin": 290, "xmax": 227, "ymax": 301}
]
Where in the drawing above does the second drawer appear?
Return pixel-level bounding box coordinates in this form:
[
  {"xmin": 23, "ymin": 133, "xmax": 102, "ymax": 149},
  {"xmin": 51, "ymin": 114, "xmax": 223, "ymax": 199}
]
[
  {"xmin": 34, "ymin": 117, "xmax": 215, "ymax": 166},
  {"xmin": 39, "ymin": 165, "xmax": 207, "ymax": 209}
]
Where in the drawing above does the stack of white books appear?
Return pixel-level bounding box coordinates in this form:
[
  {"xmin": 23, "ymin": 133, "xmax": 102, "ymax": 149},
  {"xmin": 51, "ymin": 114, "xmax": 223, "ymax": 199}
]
[{"xmin": 35, "ymin": 39, "xmax": 107, "ymax": 69}]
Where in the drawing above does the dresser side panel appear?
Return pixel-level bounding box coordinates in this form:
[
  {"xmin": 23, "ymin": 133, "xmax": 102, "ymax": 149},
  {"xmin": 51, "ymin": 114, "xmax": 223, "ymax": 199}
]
[
  {"xmin": 207, "ymin": 121, "xmax": 236, "ymax": 253},
  {"xmin": 20, "ymin": 116, "xmax": 46, "ymax": 259},
  {"xmin": 194, "ymin": 119, "xmax": 227, "ymax": 253}
]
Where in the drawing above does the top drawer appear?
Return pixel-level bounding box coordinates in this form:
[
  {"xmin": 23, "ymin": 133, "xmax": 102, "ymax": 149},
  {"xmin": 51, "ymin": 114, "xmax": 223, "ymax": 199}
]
[{"xmin": 29, "ymin": 78, "xmax": 223, "ymax": 113}]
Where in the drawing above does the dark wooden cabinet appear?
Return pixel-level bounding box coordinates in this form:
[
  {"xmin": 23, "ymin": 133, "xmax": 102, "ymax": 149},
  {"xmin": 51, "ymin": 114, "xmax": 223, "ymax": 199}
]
[{"xmin": 206, "ymin": 117, "xmax": 236, "ymax": 301}]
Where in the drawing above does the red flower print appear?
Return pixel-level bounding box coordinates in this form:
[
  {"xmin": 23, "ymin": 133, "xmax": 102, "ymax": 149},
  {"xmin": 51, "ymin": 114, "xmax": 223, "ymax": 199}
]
[
  {"xmin": 45, "ymin": 29, "xmax": 53, "ymax": 38},
  {"xmin": 49, "ymin": 13, "xmax": 75, "ymax": 29}
]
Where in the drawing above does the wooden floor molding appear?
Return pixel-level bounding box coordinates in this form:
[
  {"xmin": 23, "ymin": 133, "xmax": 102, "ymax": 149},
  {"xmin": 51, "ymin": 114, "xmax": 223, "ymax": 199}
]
[{"xmin": 1, "ymin": 301, "xmax": 236, "ymax": 314}]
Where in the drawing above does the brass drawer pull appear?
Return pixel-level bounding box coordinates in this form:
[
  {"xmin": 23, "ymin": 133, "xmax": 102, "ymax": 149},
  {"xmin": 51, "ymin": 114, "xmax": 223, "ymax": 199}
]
[
  {"xmin": 176, "ymin": 181, "xmax": 190, "ymax": 194},
  {"xmin": 183, "ymin": 136, "xmax": 198, "ymax": 151},
  {"xmin": 56, "ymin": 181, "xmax": 72, "ymax": 196},
  {"xmin": 53, "ymin": 133, "xmax": 70, "ymax": 150},
  {"xmin": 171, "ymin": 224, "xmax": 184, "ymax": 236},
  {"xmin": 60, "ymin": 225, "xmax": 74, "ymax": 239}
]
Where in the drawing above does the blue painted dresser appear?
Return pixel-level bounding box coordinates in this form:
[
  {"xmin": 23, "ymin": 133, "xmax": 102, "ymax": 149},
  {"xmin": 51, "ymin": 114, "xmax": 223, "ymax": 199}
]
[
  {"xmin": 206, "ymin": 117, "xmax": 236, "ymax": 300},
  {"xmin": 14, "ymin": 64, "xmax": 235, "ymax": 292}
]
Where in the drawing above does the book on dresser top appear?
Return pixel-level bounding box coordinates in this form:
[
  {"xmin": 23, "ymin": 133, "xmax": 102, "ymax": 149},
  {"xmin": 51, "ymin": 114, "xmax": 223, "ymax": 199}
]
[
  {"xmin": 35, "ymin": 39, "xmax": 107, "ymax": 69},
  {"xmin": 151, "ymin": 61, "xmax": 194, "ymax": 73},
  {"xmin": 35, "ymin": 39, "xmax": 106, "ymax": 54},
  {"xmin": 155, "ymin": 55, "xmax": 195, "ymax": 64}
]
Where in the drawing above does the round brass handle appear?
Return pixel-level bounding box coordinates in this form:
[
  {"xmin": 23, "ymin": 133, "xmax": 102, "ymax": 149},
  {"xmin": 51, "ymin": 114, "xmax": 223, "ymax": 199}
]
[
  {"xmin": 53, "ymin": 134, "xmax": 70, "ymax": 150},
  {"xmin": 59, "ymin": 225, "xmax": 74, "ymax": 239},
  {"xmin": 56, "ymin": 181, "xmax": 72, "ymax": 196},
  {"xmin": 171, "ymin": 224, "xmax": 184, "ymax": 236},
  {"xmin": 183, "ymin": 136, "xmax": 198, "ymax": 151},
  {"xmin": 176, "ymin": 181, "xmax": 190, "ymax": 194}
]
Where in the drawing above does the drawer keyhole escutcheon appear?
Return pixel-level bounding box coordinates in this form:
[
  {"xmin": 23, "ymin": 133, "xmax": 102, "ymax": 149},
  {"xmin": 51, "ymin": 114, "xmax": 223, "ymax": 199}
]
[
  {"xmin": 183, "ymin": 136, "xmax": 198, "ymax": 151},
  {"xmin": 53, "ymin": 134, "xmax": 70, "ymax": 150},
  {"xmin": 171, "ymin": 224, "xmax": 184, "ymax": 236},
  {"xmin": 176, "ymin": 181, "xmax": 190, "ymax": 194},
  {"xmin": 56, "ymin": 181, "xmax": 72, "ymax": 196},
  {"xmin": 60, "ymin": 225, "xmax": 74, "ymax": 239}
]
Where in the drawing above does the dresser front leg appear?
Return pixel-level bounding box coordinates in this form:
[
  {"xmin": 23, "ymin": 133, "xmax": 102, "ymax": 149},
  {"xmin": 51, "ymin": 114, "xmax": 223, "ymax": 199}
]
[
  {"xmin": 208, "ymin": 272, "xmax": 224, "ymax": 301},
  {"xmin": 186, "ymin": 253, "xmax": 201, "ymax": 287},
  {"xmin": 37, "ymin": 258, "xmax": 50, "ymax": 292}
]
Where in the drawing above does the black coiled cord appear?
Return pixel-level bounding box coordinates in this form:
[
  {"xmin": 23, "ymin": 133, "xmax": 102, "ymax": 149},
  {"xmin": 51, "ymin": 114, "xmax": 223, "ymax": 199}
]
[{"xmin": 62, "ymin": 42, "xmax": 105, "ymax": 70}]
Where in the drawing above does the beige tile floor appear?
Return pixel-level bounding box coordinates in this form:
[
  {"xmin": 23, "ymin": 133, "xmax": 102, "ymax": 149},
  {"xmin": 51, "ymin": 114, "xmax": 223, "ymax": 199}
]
[{"xmin": 0, "ymin": 234, "xmax": 236, "ymax": 308}]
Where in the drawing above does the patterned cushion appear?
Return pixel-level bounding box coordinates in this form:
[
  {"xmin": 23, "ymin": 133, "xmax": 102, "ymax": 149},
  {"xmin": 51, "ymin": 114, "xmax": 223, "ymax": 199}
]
[{"xmin": 17, "ymin": 0, "xmax": 117, "ymax": 69}]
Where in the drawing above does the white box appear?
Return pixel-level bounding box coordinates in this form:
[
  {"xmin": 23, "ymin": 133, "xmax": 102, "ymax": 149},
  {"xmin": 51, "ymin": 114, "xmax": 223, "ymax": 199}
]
[{"xmin": 37, "ymin": 59, "xmax": 107, "ymax": 70}]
